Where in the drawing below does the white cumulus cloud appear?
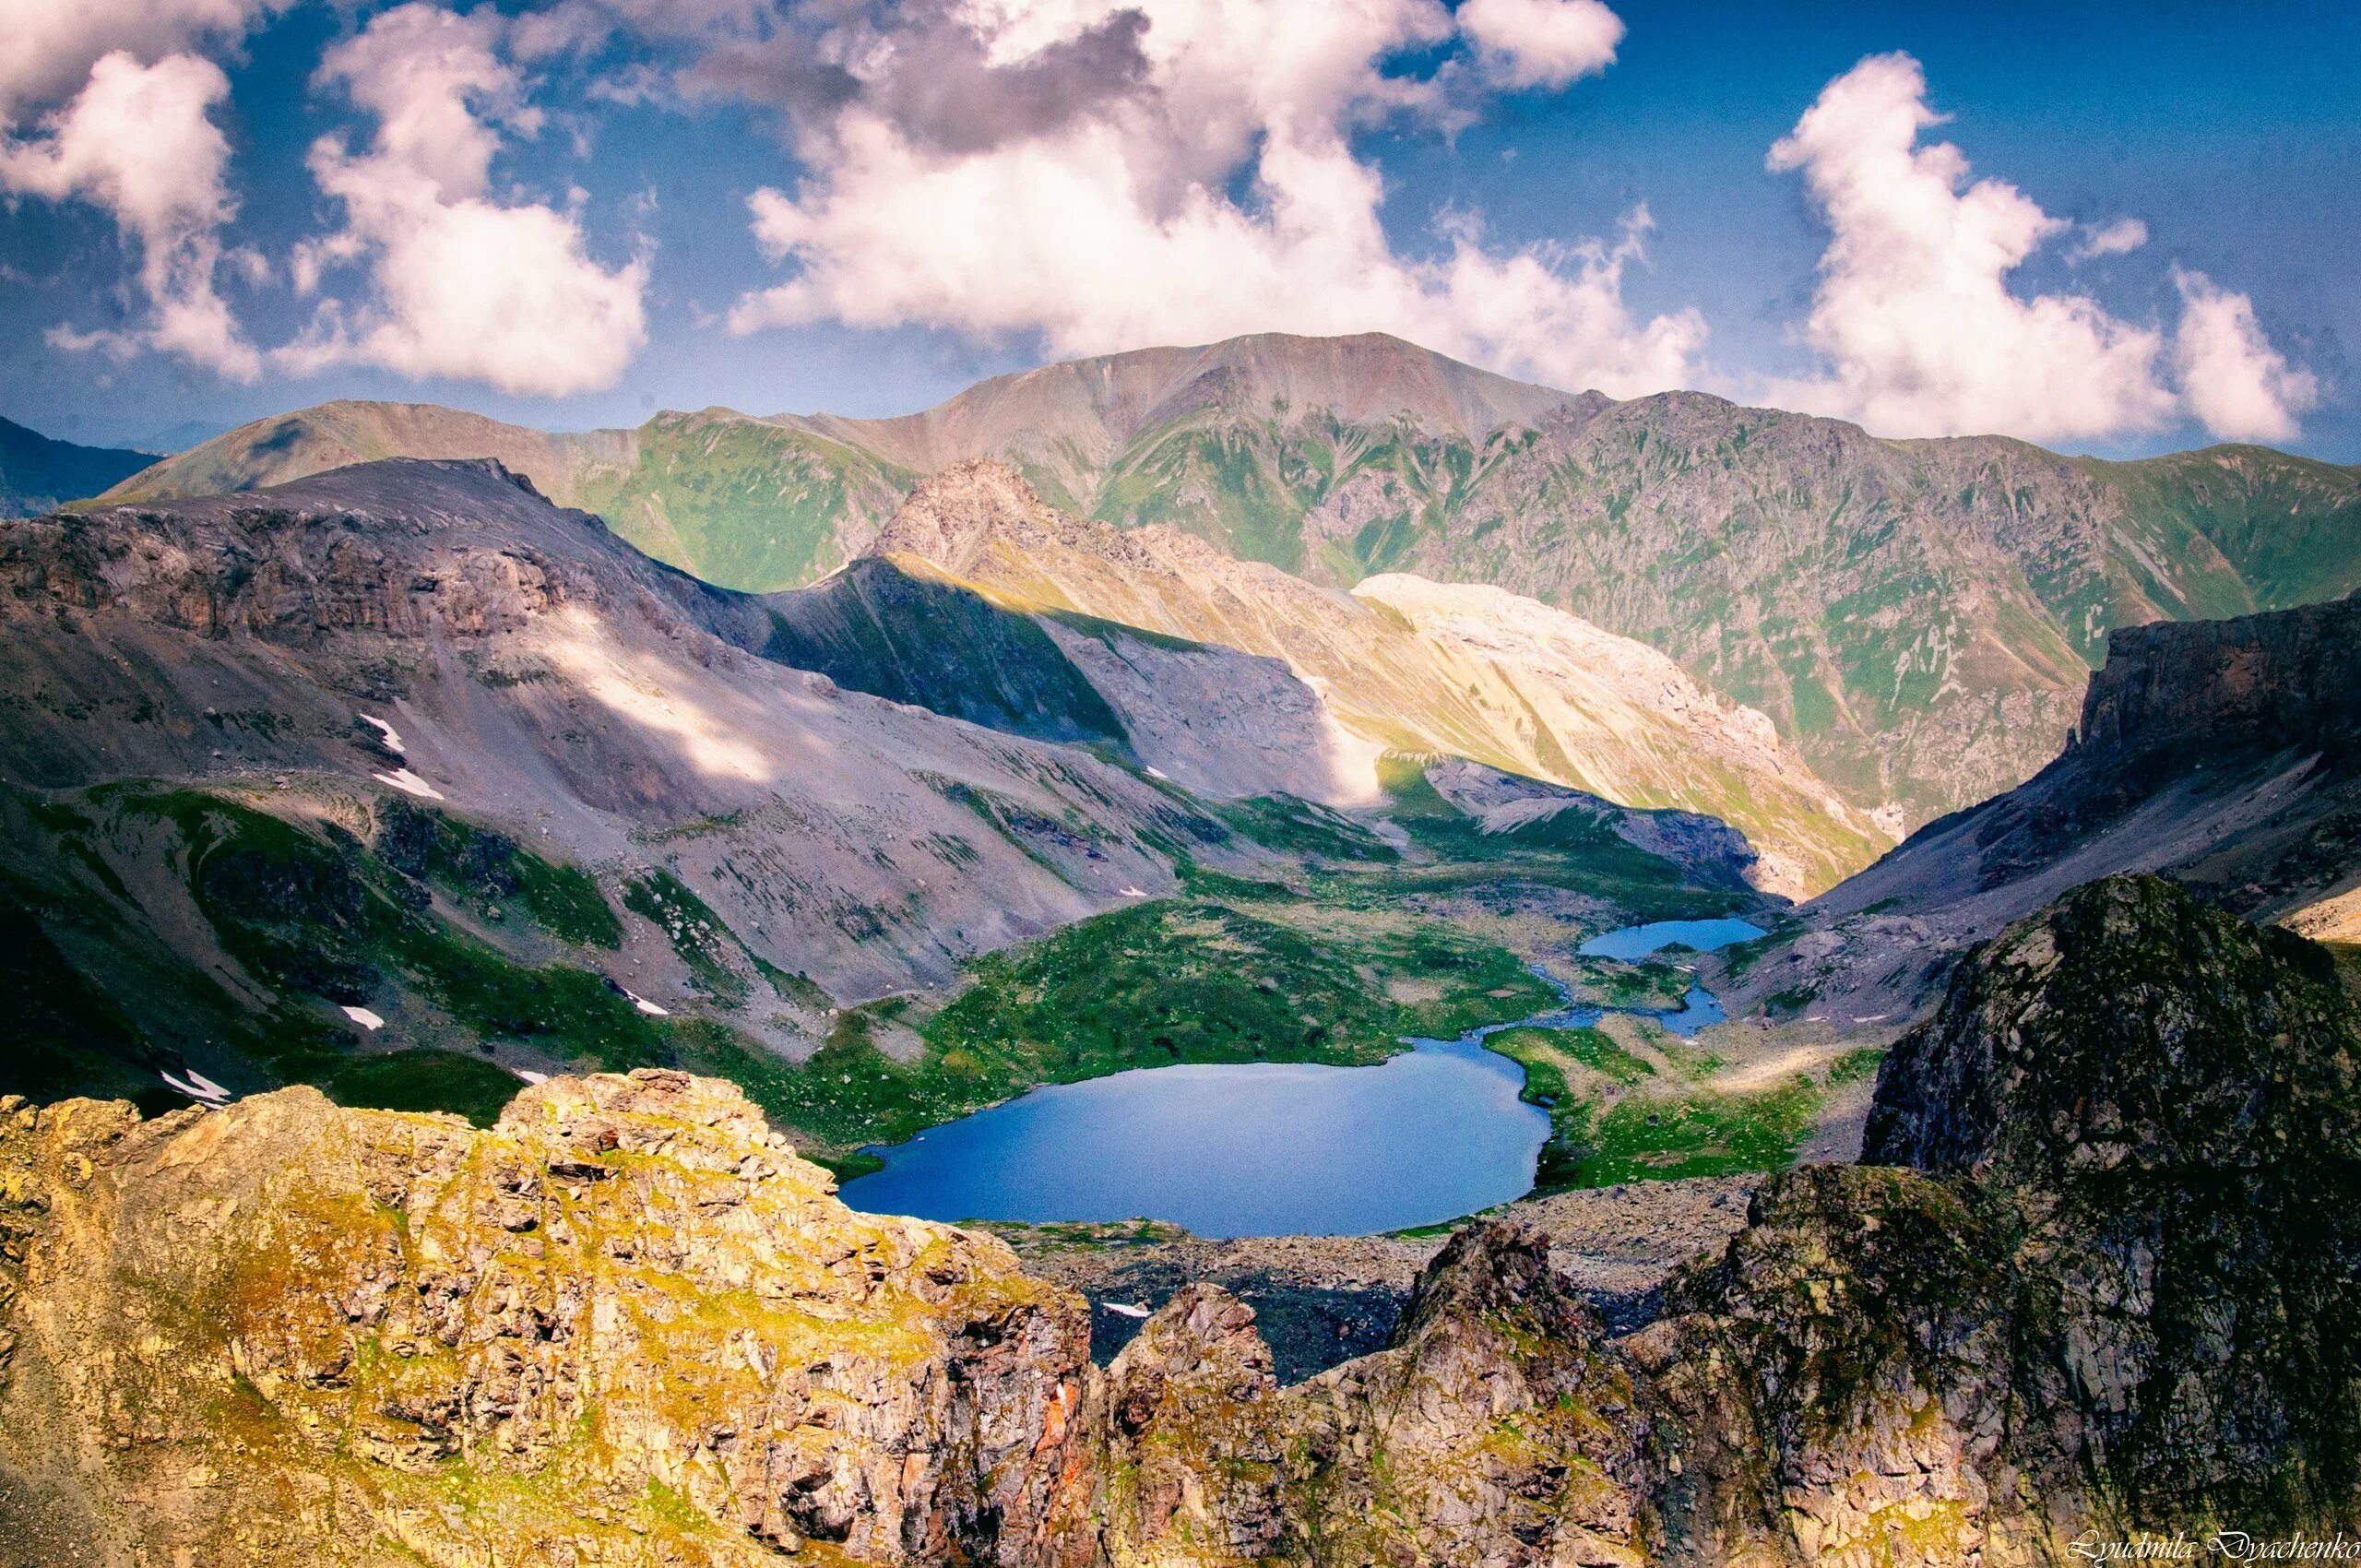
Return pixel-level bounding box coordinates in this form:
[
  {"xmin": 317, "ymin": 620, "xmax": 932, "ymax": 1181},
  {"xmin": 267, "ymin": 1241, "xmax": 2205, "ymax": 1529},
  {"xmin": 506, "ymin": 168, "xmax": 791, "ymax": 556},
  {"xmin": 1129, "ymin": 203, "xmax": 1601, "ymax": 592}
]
[
  {"xmin": 0, "ymin": 0, "xmax": 286, "ymax": 117},
  {"xmin": 278, "ymin": 3, "xmax": 648, "ymax": 397},
  {"xmin": 1763, "ymin": 52, "xmax": 2313, "ymax": 445},
  {"xmin": 0, "ymin": 50, "xmax": 262, "ymax": 379},
  {"xmin": 2070, "ymin": 216, "xmax": 2147, "ymax": 262},
  {"xmin": 722, "ymin": 0, "xmax": 1700, "ymax": 398},
  {"xmin": 2172, "ymin": 267, "xmax": 2319, "ymax": 443},
  {"xmin": 0, "ymin": 0, "xmax": 290, "ymax": 381},
  {"xmin": 1457, "ymin": 0, "xmax": 1623, "ymax": 89},
  {"xmin": 1762, "ymin": 52, "xmax": 2173, "ymax": 442}
]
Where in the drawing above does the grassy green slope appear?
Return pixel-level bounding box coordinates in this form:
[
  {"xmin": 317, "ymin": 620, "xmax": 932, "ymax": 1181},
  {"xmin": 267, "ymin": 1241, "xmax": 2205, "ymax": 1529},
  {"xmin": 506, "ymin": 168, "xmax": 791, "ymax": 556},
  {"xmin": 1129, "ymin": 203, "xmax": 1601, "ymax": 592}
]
[
  {"xmin": 2078, "ymin": 445, "xmax": 2361, "ymax": 614},
  {"xmin": 0, "ymin": 783, "xmax": 816, "ymax": 1129},
  {"xmin": 1088, "ymin": 413, "xmax": 1490, "ymax": 576},
  {"xmin": 572, "ymin": 411, "xmax": 917, "ymax": 589}
]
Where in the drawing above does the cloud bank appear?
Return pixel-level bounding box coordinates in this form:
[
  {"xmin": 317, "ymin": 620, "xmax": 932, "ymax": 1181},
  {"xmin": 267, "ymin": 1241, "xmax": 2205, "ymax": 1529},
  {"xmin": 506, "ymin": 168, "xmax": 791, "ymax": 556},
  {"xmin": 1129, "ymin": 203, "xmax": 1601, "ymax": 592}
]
[
  {"xmin": 0, "ymin": 4, "xmax": 2325, "ymax": 444},
  {"xmin": 1763, "ymin": 52, "xmax": 2316, "ymax": 444},
  {"xmin": 278, "ymin": 3, "xmax": 648, "ymax": 397},
  {"xmin": 724, "ymin": 0, "xmax": 1703, "ymax": 400}
]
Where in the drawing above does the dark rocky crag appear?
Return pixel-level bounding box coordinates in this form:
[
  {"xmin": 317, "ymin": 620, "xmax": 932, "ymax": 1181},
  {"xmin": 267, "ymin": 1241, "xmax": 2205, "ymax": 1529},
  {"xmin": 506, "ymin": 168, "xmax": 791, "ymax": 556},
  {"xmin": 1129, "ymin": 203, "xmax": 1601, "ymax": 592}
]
[{"xmin": 1728, "ymin": 590, "xmax": 2361, "ymax": 1028}]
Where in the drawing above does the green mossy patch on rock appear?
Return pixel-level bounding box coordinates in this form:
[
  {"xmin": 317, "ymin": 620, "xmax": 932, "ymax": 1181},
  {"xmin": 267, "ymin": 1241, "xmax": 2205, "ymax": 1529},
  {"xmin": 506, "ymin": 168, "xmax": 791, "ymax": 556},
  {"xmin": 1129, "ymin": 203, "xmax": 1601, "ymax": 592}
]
[
  {"xmin": 1859, "ymin": 873, "xmax": 2361, "ymax": 1524},
  {"xmin": 373, "ymin": 795, "xmax": 622, "ymax": 948},
  {"xmin": 1640, "ymin": 875, "xmax": 2361, "ymax": 1551}
]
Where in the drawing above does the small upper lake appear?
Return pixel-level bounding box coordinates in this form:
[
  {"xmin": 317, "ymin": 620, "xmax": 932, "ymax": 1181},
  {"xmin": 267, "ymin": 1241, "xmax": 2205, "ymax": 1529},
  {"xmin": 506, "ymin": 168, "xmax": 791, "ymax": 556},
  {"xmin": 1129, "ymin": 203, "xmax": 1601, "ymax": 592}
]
[
  {"xmin": 1576, "ymin": 917, "xmax": 1767, "ymax": 962},
  {"xmin": 838, "ymin": 916, "xmax": 1765, "ymax": 1237}
]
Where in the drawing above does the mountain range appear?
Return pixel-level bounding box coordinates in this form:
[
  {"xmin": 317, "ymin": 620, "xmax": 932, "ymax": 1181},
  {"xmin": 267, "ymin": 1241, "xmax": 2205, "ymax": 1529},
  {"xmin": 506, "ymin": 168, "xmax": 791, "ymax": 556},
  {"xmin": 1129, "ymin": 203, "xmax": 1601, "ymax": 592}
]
[
  {"xmin": 0, "ymin": 415, "xmax": 151, "ymax": 518},
  {"xmin": 97, "ymin": 333, "xmax": 2361, "ymax": 828},
  {"xmin": 2, "ymin": 455, "xmax": 1777, "ymax": 1145},
  {"xmin": 8, "ymin": 329, "xmax": 2361, "ymax": 1560},
  {"xmin": 807, "ymin": 459, "xmax": 1883, "ymax": 896}
]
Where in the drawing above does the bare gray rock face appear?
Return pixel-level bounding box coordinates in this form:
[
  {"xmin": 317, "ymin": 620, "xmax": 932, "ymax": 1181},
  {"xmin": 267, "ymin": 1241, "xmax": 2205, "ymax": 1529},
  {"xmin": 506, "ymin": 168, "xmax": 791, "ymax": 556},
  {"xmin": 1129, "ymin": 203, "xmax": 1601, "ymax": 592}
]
[{"xmin": 1725, "ymin": 591, "xmax": 2361, "ymax": 1028}]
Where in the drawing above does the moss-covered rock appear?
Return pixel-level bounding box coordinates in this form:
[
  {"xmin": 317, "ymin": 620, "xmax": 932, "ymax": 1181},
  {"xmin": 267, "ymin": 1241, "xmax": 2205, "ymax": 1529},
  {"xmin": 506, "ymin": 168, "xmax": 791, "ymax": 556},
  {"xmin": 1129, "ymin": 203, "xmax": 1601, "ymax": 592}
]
[{"xmin": 0, "ymin": 1072, "xmax": 1098, "ymax": 1566}]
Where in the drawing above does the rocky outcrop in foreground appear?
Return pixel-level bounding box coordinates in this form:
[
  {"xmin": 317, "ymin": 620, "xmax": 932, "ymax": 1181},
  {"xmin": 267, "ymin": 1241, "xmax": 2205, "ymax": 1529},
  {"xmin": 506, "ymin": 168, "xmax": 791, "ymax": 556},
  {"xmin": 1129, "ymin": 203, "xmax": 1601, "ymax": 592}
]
[
  {"xmin": 0, "ymin": 1070, "xmax": 1097, "ymax": 1566},
  {"xmin": 5, "ymin": 878, "xmax": 2356, "ymax": 1564}
]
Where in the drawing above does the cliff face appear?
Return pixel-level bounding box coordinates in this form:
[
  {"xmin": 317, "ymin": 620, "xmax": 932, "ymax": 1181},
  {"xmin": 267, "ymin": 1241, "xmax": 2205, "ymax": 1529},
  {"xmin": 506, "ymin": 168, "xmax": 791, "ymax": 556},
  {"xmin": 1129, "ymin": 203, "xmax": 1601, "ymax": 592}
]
[
  {"xmin": 0, "ymin": 1070, "xmax": 1097, "ymax": 1567},
  {"xmin": 2074, "ymin": 591, "xmax": 2361, "ymax": 766},
  {"xmin": 1857, "ymin": 876, "xmax": 2361, "ymax": 1516},
  {"xmin": 1732, "ymin": 592, "xmax": 2361, "ymax": 1028}
]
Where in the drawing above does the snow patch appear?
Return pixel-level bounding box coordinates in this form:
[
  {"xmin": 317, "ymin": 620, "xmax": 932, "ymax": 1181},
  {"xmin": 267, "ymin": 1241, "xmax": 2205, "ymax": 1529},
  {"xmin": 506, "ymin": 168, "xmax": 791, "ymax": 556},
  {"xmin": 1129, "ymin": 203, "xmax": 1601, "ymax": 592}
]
[
  {"xmin": 1118, "ymin": 886, "xmax": 1148, "ymax": 897},
  {"xmin": 1101, "ymin": 1301, "xmax": 1152, "ymax": 1319},
  {"xmin": 623, "ymin": 989, "xmax": 670, "ymax": 1017},
  {"xmin": 374, "ymin": 768, "xmax": 445, "ymax": 801},
  {"xmin": 342, "ymin": 1005, "xmax": 385, "ymax": 1030},
  {"xmin": 160, "ymin": 1070, "xmax": 229, "ymax": 1104},
  {"xmin": 515, "ymin": 1069, "xmax": 549, "ymax": 1085},
  {"xmin": 360, "ymin": 713, "xmax": 404, "ymax": 753}
]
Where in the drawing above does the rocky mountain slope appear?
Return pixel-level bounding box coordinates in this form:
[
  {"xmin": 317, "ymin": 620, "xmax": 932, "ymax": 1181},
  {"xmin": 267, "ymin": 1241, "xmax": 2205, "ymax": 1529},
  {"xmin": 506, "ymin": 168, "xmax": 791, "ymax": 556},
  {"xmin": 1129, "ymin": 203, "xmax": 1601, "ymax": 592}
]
[
  {"xmin": 761, "ymin": 552, "xmax": 1375, "ymax": 809},
  {"xmin": 1394, "ymin": 395, "xmax": 2361, "ymax": 824},
  {"xmin": 850, "ymin": 461, "xmax": 1883, "ymax": 896},
  {"xmin": 0, "ymin": 457, "xmax": 1229, "ymax": 1109},
  {"xmin": 0, "ymin": 416, "xmax": 150, "ymax": 518},
  {"xmin": 802, "ymin": 331, "xmax": 1574, "ymax": 571},
  {"xmin": 5, "ymin": 455, "xmax": 1784, "ymax": 1180},
  {"xmin": 8, "ymin": 876, "xmax": 2354, "ymax": 1564},
  {"xmin": 1727, "ymin": 589, "xmax": 2361, "ymax": 1026},
  {"xmin": 98, "ymin": 398, "xmax": 918, "ymax": 593},
  {"xmin": 100, "ymin": 335, "xmax": 2361, "ymax": 828}
]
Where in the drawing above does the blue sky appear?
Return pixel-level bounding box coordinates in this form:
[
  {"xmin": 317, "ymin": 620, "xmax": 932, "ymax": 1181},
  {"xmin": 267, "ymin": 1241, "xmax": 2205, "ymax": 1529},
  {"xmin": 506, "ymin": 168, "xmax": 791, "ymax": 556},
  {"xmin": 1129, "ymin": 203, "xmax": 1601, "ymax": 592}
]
[{"xmin": 1, "ymin": 0, "xmax": 2352, "ymax": 460}]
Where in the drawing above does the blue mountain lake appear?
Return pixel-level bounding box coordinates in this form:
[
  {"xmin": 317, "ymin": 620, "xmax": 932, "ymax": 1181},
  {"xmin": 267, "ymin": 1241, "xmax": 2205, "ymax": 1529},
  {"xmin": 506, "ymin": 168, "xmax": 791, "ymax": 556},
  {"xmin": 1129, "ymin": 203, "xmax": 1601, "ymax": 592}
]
[{"xmin": 838, "ymin": 917, "xmax": 1765, "ymax": 1237}]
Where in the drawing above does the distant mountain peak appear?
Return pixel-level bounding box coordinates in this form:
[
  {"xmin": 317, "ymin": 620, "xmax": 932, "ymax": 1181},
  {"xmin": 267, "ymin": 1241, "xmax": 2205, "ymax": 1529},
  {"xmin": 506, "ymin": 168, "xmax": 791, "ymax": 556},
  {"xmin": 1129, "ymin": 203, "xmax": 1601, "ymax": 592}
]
[
  {"xmin": 0, "ymin": 414, "xmax": 153, "ymax": 517},
  {"xmin": 801, "ymin": 331, "xmax": 1582, "ymax": 481}
]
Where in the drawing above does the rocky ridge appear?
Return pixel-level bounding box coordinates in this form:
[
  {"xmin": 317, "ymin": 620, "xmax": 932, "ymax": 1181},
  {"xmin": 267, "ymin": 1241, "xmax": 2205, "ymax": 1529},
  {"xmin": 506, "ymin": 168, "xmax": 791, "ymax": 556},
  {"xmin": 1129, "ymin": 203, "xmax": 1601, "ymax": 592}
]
[
  {"xmin": 0, "ymin": 1069, "xmax": 1099, "ymax": 1566},
  {"xmin": 0, "ymin": 458, "xmax": 1227, "ymax": 1092},
  {"xmin": 863, "ymin": 461, "xmax": 1883, "ymax": 896},
  {"xmin": 99, "ymin": 336, "xmax": 2361, "ymax": 828}
]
